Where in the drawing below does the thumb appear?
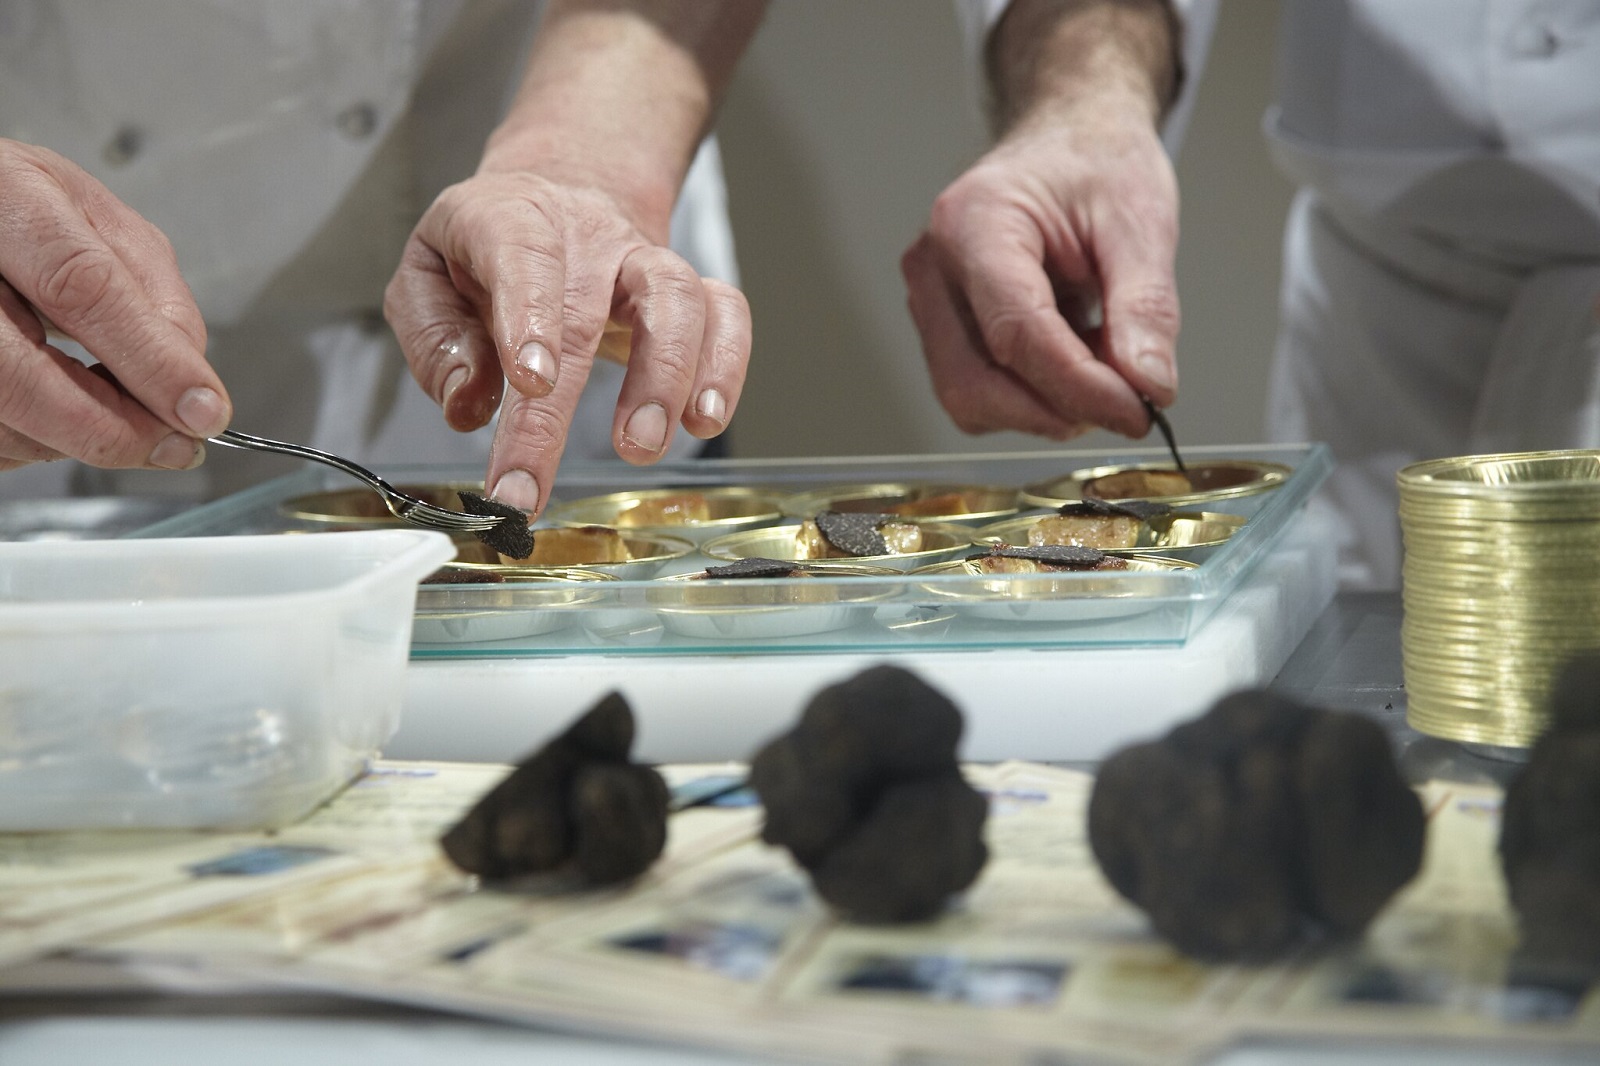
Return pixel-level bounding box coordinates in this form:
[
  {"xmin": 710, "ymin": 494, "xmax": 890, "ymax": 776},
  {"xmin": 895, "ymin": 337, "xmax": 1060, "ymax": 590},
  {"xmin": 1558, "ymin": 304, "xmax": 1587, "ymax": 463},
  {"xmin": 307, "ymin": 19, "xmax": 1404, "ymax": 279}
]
[{"xmin": 1098, "ymin": 235, "xmax": 1181, "ymax": 408}]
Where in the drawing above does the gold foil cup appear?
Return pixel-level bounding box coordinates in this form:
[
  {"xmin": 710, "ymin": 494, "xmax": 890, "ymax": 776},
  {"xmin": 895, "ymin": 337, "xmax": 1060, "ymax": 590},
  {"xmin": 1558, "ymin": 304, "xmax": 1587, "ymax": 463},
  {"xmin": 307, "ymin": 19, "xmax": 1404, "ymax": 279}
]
[
  {"xmin": 777, "ymin": 482, "xmax": 1021, "ymax": 525},
  {"xmin": 1020, "ymin": 460, "xmax": 1291, "ymax": 509},
  {"xmin": 1398, "ymin": 450, "xmax": 1600, "ymax": 747},
  {"xmin": 542, "ymin": 487, "xmax": 784, "ymax": 545}
]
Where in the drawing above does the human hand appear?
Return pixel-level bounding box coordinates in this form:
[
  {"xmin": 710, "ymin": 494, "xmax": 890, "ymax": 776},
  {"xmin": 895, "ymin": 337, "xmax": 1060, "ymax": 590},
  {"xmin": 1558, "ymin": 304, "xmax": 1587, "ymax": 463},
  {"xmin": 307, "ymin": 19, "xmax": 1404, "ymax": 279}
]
[
  {"xmin": 902, "ymin": 101, "xmax": 1179, "ymax": 441},
  {"xmin": 384, "ymin": 170, "xmax": 749, "ymax": 514},
  {"xmin": 0, "ymin": 140, "xmax": 230, "ymax": 474}
]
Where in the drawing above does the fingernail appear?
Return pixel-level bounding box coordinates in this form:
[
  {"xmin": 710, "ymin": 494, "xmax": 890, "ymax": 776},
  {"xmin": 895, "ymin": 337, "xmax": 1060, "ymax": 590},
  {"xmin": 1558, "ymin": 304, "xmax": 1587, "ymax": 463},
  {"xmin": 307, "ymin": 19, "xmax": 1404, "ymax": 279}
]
[
  {"xmin": 695, "ymin": 388, "xmax": 726, "ymax": 426},
  {"xmin": 516, "ymin": 341, "xmax": 557, "ymax": 390},
  {"xmin": 150, "ymin": 433, "xmax": 202, "ymax": 470},
  {"xmin": 441, "ymin": 366, "xmax": 469, "ymax": 408},
  {"xmin": 1137, "ymin": 351, "xmax": 1176, "ymax": 392},
  {"xmin": 622, "ymin": 402, "xmax": 668, "ymax": 454},
  {"xmin": 175, "ymin": 387, "xmax": 229, "ymax": 437},
  {"xmin": 490, "ymin": 469, "xmax": 540, "ymax": 512}
]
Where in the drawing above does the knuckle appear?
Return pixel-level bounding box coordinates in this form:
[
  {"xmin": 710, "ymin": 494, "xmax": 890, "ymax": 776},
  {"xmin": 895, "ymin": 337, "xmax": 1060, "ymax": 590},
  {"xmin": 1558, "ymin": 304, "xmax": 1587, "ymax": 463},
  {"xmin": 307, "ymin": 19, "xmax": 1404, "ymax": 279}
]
[
  {"xmin": 32, "ymin": 240, "xmax": 121, "ymax": 321},
  {"xmin": 977, "ymin": 307, "xmax": 1040, "ymax": 366},
  {"xmin": 76, "ymin": 411, "xmax": 143, "ymax": 467},
  {"xmin": 1116, "ymin": 286, "xmax": 1181, "ymax": 334}
]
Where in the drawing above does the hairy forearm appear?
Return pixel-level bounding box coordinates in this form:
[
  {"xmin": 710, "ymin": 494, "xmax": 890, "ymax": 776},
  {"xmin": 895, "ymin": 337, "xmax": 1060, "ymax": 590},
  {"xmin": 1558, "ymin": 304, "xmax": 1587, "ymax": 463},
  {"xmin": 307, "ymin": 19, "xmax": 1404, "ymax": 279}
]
[
  {"xmin": 481, "ymin": 0, "xmax": 767, "ymax": 238},
  {"xmin": 986, "ymin": 0, "xmax": 1182, "ymax": 134}
]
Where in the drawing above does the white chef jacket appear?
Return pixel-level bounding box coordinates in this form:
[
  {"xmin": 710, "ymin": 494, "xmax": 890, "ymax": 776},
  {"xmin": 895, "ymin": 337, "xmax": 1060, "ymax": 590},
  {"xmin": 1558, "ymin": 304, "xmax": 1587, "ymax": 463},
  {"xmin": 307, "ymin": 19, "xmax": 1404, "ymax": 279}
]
[
  {"xmin": 0, "ymin": 0, "xmax": 739, "ymax": 502},
  {"xmin": 1264, "ymin": 0, "xmax": 1600, "ymax": 590}
]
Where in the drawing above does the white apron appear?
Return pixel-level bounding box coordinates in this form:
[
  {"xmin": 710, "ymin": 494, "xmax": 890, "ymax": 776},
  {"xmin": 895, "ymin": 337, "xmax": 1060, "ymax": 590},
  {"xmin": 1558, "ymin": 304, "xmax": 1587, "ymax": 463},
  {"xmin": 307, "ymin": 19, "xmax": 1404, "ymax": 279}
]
[{"xmin": 1264, "ymin": 0, "xmax": 1600, "ymax": 590}]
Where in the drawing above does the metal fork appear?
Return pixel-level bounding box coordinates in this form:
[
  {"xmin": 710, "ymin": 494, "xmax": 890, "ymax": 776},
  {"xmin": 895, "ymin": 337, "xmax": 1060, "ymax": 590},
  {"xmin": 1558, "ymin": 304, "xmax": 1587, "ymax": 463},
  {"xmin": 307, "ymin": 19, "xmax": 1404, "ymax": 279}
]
[{"xmin": 208, "ymin": 429, "xmax": 505, "ymax": 534}]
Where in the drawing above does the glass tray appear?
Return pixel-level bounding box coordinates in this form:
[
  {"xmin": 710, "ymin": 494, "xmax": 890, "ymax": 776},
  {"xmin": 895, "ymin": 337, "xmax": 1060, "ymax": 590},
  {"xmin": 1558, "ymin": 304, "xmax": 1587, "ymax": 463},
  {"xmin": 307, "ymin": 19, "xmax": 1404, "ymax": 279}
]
[{"xmin": 134, "ymin": 443, "xmax": 1330, "ymax": 658}]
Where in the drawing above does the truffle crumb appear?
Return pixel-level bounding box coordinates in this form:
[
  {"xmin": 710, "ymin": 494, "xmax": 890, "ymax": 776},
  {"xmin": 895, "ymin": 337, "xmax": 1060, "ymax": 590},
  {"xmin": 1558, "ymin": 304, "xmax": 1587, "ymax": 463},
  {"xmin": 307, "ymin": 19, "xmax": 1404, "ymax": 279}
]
[
  {"xmin": 440, "ymin": 691, "xmax": 668, "ymax": 886},
  {"xmin": 749, "ymin": 665, "xmax": 988, "ymax": 923},
  {"xmin": 1498, "ymin": 650, "xmax": 1600, "ymax": 979},
  {"xmin": 1088, "ymin": 689, "xmax": 1424, "ymax": 961},
  {"xmin": 457, "ymin": 490, "xmax": 534, "ymax": 559}
]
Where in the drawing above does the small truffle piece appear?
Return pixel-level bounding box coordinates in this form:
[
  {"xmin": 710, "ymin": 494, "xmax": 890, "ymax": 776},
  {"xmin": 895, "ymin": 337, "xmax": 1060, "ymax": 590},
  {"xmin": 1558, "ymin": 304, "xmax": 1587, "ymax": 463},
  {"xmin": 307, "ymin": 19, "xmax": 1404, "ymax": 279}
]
[
  {"xmin": 1062, "ymin": 499, "xmax": 1172, "ymax": 522},
  {"xmin": 420, "ymin": 567, "xmax": 507, "ymax": 585},
  {"xmin": 1498, "ymin": 650, "xmax": 1600, "ymax": 977},
  {"xmin": 968, "ymin": 544, "xmax": 1128, "ymax": 573},
  {"xmin": 457, "ymin": 490, "xmax": 534, "ymax": 559},
  {"xmin": 440, "ymin": 692, "xmax": 668, "ymax": 886},
  {"xmin": 812, "ymin": 511, "xmax": 889, "ymax": 557},
  {"xmin": 749, "ymin": 665, "xmax": 989, "ymax": 923},
  {"xmin": 798, "ymin": 511, "xmax": 924, "ymax": 559},
  {"xmin": 704, "ymin": 557, "xmax": 807, "ymax": 580},
  {"xmin": 1087, "ymin": 689, "xmax": 1425, "ymax": 962}
]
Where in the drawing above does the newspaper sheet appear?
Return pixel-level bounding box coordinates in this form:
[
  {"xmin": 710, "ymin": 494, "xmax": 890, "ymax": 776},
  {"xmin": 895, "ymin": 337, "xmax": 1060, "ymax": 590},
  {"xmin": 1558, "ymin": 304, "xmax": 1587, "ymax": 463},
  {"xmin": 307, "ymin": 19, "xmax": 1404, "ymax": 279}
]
[{"xmin": 10, "ymin": 761, "xmax": 1599, "ymax": 1064}]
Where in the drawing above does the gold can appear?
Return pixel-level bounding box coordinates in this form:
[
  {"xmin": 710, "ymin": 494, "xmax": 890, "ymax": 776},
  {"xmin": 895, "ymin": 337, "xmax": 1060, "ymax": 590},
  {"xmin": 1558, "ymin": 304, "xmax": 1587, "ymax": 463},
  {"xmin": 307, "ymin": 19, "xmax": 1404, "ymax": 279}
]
[{"xmin": 1397, "ymin": 449, "xmax": 1600, "ymax": 747}]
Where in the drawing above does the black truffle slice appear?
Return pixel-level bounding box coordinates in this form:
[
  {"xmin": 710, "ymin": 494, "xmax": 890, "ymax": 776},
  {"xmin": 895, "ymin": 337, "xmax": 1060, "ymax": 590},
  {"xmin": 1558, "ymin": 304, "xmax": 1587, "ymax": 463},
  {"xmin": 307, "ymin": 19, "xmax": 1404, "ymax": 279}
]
[
  {"xmin": 968, "ymin": 544, "xmax": 1109, "ymax": 569},
  {"xmin": 814, "ymin": 510, "xmax": 890, "ymax": 557},
  {"xmin": 420, "ymin": 567, "xmax": 506, "ymax": 585},
  {"xmin": 1057, "ymin": 498, "xmax": 1172, "ymax": 522},
  {"xmin": 457, "ymin": 490, "xmax": 535, "ymax": 560},
  {"xmin": 440, "ymin": 692, "xmax": 668, "ymax": 886},
  {"xmin": 704, "ymin": 557, "xmax": 805, "ymax": 580},
  {"xmin": 1088, "ymin": 689, "xmax": 1424, "ymax": 962},
  {"xmin": 749, "ymin": 665, "xmax": 989, "ymax": 922},
  {"xmin": 1498, "ymin": 650, "xmax": 1600, "ymax": 976}
]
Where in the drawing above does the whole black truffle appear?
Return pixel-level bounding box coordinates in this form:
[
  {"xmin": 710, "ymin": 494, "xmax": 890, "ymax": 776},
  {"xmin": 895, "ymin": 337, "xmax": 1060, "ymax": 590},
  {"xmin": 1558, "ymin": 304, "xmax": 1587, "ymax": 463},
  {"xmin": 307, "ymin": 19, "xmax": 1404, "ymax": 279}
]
[
  {"xmin": 1498, "ymin": 650, "xmax": 1600, "ymax": 976},
  {"xmin": 1088, "ymin": 689, "xmax": 1425, "ymax": 961},
  {"xmin": 749, "ymin": 665, "xmax": 988, "ymax": 923},
  {"xmin": 457, "ymin": 490, "xmax": 535, "ymax": 560},
  {"xmin": 440, "ymin": 692, "xmax": 668, "ymax": 885}
]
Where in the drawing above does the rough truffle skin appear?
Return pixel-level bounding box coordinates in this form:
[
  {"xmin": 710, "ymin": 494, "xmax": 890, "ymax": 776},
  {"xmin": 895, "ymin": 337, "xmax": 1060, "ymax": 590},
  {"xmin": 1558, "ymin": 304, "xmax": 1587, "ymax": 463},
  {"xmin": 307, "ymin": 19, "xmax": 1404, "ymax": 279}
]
[
  {"xmin": 1088, "ymin": 689, "xmax": 1425, "ymax": 962},
  {"xmin": 749, "ymin": 665, "xmax": 989, "ymax": 923},
  {"xmin": 1498, "ymin": 651, "xmax": 1600, "ymax": 976},
  {"xmin": 704, "ymin": 557, "xmax": 803, "ymax": 579},
  {"xmin": 440, "ymin": 692, "xmax": 668, "ymax": 886},
  {"xmin": 971, "ymin": 544, "xmax": 1108, "ymax": 568},
  {"xmin": 1058, "ymin": 499, "xmax": 1171, "ymax": 522},
  {"xmin": 457, "ymin": 490, "xmax": 535, "ymax": 559},
  {"xmin": 814, "ymin": 510, "xmax": 890, "ymax": 557}
]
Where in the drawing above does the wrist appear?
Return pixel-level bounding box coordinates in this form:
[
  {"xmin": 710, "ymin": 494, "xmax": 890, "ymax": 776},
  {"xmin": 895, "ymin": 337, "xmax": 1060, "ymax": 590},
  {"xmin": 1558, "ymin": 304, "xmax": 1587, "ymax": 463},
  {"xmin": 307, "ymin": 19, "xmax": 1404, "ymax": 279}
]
[
  {"xmin": 987, "ymin": 0, "xmax": 1182, "ymax": 135},
  {"xmin": 477, "ymin": 1, "xmax": 764, "ymax": 242}
]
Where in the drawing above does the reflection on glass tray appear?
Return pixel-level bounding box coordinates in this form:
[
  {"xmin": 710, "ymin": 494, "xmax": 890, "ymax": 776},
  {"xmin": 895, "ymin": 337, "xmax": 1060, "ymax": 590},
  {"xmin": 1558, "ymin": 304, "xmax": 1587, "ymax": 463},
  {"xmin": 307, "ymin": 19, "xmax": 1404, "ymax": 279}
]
[
  {"xmin": 914, "ymin": 555, "xmax": 1197, "ymax": 624},
  {"xmin": 132, "ymin": 444, "xmax": 1331, "ymax": 657},
  {"xmin": 649, "ymin": 563, "xmax": 901, "ymax": 640},
  {"xmin": 414, "ymin": 569, "xmax": 613, "ymax": 644},
  {"xmin": 971, "ymin": 510, "xmax": 1246, "ymax": 560}
]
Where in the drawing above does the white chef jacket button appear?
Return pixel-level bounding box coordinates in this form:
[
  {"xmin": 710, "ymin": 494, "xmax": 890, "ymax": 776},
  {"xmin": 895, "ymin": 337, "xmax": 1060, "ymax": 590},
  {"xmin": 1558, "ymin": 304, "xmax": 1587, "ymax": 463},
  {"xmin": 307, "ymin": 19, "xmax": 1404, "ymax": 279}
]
[
  {"xmin": 101, "ymin": 126, "xmax": 143, "ymax": 167},
  {"xmin": 336, "ymin": 102, "xmax": 379, "ymax": 140},
  {"xmin": 1509, "ymin": 22, "xmax": 1560, "ymax": 58}
]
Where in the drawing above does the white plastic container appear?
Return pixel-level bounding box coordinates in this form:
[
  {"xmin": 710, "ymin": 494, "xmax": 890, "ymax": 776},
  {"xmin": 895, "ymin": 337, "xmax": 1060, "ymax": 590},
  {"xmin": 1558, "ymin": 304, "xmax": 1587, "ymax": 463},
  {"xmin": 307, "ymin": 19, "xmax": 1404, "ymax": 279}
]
[{"xmin": 0, "ymin": 529, "xmax": 455, "ymax": 830}]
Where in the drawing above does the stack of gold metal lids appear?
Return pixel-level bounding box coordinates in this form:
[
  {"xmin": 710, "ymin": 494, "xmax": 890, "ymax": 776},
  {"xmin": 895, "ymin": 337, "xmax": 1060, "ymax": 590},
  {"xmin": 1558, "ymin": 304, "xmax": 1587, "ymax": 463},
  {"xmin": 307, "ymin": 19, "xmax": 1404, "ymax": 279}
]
[{"xmin": 1397, "ymin": 449, "xmax": 1600, "ymax": 747}]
